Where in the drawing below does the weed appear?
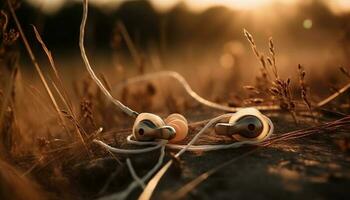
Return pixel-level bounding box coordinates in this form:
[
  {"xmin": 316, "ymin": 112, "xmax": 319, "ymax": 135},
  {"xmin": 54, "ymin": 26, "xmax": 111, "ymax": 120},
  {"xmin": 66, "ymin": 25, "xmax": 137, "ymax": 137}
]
[{"xmin": 244, "ymin": 29, "xmax": 298, "ymax": 123}]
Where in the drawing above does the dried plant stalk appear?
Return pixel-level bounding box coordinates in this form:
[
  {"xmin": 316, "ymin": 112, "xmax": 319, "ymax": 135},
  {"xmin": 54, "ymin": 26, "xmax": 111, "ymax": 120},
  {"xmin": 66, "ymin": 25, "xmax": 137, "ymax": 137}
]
[
  {"xmin": 32, "ymin": 25, "xmax": 73, "ymax": 110},
  {"xmin": 0, "ymin": 67, "xmax": 17, "ymax": 157},
  {"xmin": 31, "ymin": 25, "xmax": 92, "ymax": 155},
  {"xmin": 340, "ymin": 67, "xmax": 350, "ymax": 79},
  {"xmin": 6, "ymin": 0, "xmax": 70, "ymax": 135},
  {"xmin": 117, "ymin": 21, "xmax": 143, "ymax": 72},
  {"xmin": 298, "ymin": 64, "xmax": 315, "ymax": 121},
  {"xmin": 244, "ymin": 29, "xmax": 297, "ymax": 123},
  {"xmin": 244, "ymin": 29, "xmax": 260, "ymax": 58},
  {"xmin": 268, "ymin": 37, "xmax": 278, "ymax": 78}
]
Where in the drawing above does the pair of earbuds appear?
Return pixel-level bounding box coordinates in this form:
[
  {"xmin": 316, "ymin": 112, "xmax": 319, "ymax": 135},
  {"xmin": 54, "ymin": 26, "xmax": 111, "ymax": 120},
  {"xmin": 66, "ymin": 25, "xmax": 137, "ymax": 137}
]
[{"xmin": 132, "ymin": 108, "xmax": 272, "ymax": 143}]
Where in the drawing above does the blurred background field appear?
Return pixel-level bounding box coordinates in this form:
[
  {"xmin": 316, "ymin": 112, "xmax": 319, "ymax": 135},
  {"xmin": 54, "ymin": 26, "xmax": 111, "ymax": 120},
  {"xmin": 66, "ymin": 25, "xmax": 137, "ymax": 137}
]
[
  {"xmin": 19, "ymin": 0, "xmax": 350, "ymax": 77},
  {"xmin": 15, "ymin": 0, "xmax": 350, "ymax": 101}
]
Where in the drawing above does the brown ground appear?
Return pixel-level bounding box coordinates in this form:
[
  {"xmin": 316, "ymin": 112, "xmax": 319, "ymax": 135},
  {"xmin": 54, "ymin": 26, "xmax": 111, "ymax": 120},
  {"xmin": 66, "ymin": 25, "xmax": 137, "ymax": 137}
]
[{"xmin": 70, "ymin": 112, "xmax": 350, "ymax": 200}]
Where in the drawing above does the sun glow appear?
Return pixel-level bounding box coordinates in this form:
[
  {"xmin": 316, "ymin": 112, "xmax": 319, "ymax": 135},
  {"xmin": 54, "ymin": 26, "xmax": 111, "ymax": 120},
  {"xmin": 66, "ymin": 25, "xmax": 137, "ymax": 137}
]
[
  {"xmin": 327, "ymin": 0, "xmax": 350, "ymax": 14},
  {"xmin": 25, "ymin": 0, "xmax": 350, "ymax": 14},
  {"xmin": 26, "ymin": 0, "xmax": 65, "ymax": 14},
  {"xmin": 146, "ymin": 0, "xmax": 296, "ymax": 12},
  {"xmin": 184, "ymin": 0, "xmax": 274, "ymax": 12}
]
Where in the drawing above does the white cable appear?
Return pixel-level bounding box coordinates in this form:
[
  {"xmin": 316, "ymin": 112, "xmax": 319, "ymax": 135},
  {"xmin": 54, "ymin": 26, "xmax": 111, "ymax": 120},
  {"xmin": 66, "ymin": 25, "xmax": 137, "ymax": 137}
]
[
  {"xmin": 80, "ymin": 0, "xmax": 138, "ymax": 117},
  {"xmin": 98, "ymin": 145, "xmax": 166, "ymax": 200},
  {"xmin": 126, "ymin": 158, "xmax": 146, "ymax": 188},
  {"xmin": 96, "ymin": 114, "xmax": 273, "ymax": 200},
  {"xmin": 126, "ymin": 135, "xmax": 161, "ymax": 146},
  {"xmin": 93, "ymin": 139, "xmax": 167, "ymax": 154},
  {"xmin": 137, "ymin": 113, "xmax": 237, "ymax": 200},
  {"xmin": 137, "ymin": 113, "xmax": 273, "ymax": 200},
  {"xmin": 114, "ymin": 71, "xmax": 280, "ymax": 113}
]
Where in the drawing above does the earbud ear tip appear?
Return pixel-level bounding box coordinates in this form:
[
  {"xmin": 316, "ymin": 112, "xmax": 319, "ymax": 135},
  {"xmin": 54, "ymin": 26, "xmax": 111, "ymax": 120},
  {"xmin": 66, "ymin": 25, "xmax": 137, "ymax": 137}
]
[
  {"xmin": 168, "ymin": 119, "xmax": 188, "ymax": 142},
  {"xmin": 165, "ymin": 113, "xmax": 188, "ymax": 124}
]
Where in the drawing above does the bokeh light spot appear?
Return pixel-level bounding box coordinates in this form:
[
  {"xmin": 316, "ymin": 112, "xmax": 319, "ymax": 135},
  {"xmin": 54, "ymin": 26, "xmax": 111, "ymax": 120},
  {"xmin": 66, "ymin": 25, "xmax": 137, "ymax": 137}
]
[
  {"xmin": 303, "ymin": 19, "xmax": 313, "ymax": 29},
  {"xmin": 220, "ymin": 53, "xmax": 235, "ymax": 69}
]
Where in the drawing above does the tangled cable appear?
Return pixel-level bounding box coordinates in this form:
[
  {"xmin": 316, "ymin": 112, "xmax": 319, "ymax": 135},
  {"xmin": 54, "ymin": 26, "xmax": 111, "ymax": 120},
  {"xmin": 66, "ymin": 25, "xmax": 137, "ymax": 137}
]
[
  {"xmin": 80, "ymin": 1, "xmax": 275, "ymax": 200},
  {"xmin": 93, "ymin": 110, "xmax": 274, "ymax": 200}
]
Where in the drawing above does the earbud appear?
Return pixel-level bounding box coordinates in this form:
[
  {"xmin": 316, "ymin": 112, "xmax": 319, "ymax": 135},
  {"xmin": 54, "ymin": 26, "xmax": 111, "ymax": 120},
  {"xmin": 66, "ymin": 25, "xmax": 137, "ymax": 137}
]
[
  {"xmin": 132, "ymin": 113, "xmax": 188, "ymax": 142},
  {"xmin": 215, "ymin": 108, "xmax": 272, "ymax": 142}
]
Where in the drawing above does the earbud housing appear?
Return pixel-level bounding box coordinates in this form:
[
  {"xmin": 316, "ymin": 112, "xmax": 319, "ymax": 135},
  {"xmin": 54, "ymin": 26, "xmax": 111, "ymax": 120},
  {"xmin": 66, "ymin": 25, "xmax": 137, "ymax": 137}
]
[{"xmin": 215, "ymin": 108, "xmax": 272, "ymax": 142}]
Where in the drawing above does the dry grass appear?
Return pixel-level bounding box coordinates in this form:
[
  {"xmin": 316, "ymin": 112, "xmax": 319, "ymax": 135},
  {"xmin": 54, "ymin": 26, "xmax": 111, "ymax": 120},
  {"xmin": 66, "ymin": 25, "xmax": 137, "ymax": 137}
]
[
  {"xmin": 244, "ymin": 29, "xmax": 298, "ymax": 123},
  {"xmin": 297, "ymin": 64, "xmax": 316, "ymax": 122},
  {"xmin": 0, "ymin": 2, "xmax": 349, "ymax": 200}
]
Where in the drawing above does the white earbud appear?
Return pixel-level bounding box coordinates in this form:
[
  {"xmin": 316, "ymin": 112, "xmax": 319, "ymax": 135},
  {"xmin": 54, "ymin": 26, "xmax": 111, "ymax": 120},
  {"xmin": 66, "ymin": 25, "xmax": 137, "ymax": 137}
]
[
  {"xmin": 132, "ymin": 113, "xmax": 188, "ymax": 143},
  {"xmin": 215, "ymin": 108, "xmax": 272, "ymax": 142}
]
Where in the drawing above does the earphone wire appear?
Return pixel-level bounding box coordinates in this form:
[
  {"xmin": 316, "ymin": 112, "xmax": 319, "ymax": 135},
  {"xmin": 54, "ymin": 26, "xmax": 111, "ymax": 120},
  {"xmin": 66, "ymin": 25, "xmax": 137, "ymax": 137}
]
[
  {"xmin": 137, "ymin": 113, "xmax": 233, "ymax": 200},
  {"xmin": 80, "ymin": 0, "xmax": 138, "ymax": 118},
  {"xmin": 93, "ymin": 112, "xmax": 273, "ymax": 200},
  {"xmin": 97, "ymin": 145, "xmax": 166, "ymax": 200},
  {"xmin": 114, "ymin": 71, "xmax": 280, "ymax": 113},
  {"xmin": 138, "ymin": 113, "xmax": 273, "ymax": 200}
]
